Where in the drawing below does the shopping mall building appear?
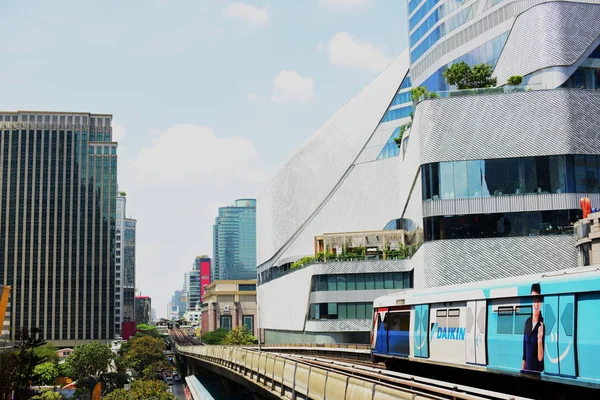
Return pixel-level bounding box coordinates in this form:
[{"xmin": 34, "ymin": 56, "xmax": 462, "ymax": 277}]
[{"xmin": 257, "ymin": 0, "xmax": 600, "ymax": 344}]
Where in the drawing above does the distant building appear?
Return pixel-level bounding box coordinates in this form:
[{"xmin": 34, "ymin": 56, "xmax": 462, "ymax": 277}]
[
  {"xmin": 135, "ymin": 296, "xmax": 151, "ymax": 325},
  {"xmin": 115, "ymin": 194, "xmax": 137, "ymax": 338},
  {"xmin": 170, "ymin": 289, "xmax": 187, "ymax": 319},
  {"xmin": 186, "ymin": 256, "xmax": 210, "ymax": 311},
  {"xmin": 213, "ymin": 199, "xmax": 257, "ymax": 281},
  {"xmin": 0, "ymin": 111, "xmax": 117, "ymax": 346},
  {"xmin": 183, "ymin": 309, "xmax": 201, "ymax": 326},
  {"xmin": 201, "ymin": 280, "xmax": 257, "ymax": 337}
]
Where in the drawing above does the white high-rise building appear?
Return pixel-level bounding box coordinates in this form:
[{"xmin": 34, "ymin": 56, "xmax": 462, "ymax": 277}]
[{"xmin": 115, "ymin": 194, "xmax": 136, "ymax": 338}]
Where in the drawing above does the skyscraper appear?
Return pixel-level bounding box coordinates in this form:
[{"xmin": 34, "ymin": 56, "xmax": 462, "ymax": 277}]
[
  {"xmin": 185, "ymin": 256, "xmax": 205, "ymax": 311},
  {"xmin": 114, "ymin": 193, "xmax": 136, "ymax": 338},
  {"xmin": 213, "ymin": 199, "xmax": 256, "ymax": 281},
  {"xmin": 0, "ymin": 111, "xmax": 117, "ymax": 345}
]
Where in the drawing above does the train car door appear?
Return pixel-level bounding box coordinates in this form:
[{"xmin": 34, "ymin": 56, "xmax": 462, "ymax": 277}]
[
  {"xmin": 466, "ymin": 302, "xmax": 477, "ymax": 364},
  {"xmin": 544, "ymin": 294, "xmax": 576, "ymax": 376},
  {"xmin": 466, "ymin": 300, "xmax": 487, "ymax": 365},
  {"xmin": 413, "ymin": 304, "xmax": 429, "ymax": 358},
  {"xmin": 475, "ymin": 300, "xmax": 487, "ymax": 365}
]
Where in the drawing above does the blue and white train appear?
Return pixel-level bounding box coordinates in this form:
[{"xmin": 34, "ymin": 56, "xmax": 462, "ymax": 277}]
[{"xmin": 371, "ymin": 266, "xmax": 600, "ymax": 388}]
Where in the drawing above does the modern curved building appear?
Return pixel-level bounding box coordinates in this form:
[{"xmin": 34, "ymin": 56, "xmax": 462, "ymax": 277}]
[{"xmin": 257, "ymin": 0, "xmax": 600, "ymax": 344}]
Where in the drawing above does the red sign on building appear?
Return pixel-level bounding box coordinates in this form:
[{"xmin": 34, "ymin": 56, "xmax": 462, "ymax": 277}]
[{"xmin": 200, "ymin": 259, "xmax": 211, "ymax": 301}]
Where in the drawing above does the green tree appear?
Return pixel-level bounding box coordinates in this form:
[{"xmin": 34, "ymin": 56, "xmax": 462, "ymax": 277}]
[
  {"xmin": 201, "ymin": 328, "xmax": 229, "ymax": 345},
  {"xmin": 135, "ymin": 323, "xmax": 155, "ymax": 331},
  {"xmin": 64, "ymin": 341, "xmax": 114, "ymax": 381},
  {"xmin": 443, "ymin": 61, "xmax": 497, "ymax": 89},
  {"xmin": 394, "ymin": 123, "xmax": 412, "ymax": 148},
  {"xmin": 32, "ymin": 391, "xmax": 67, "ymax": 400},
  {"xmin": 123, "ymin": 335, "xmax": 166, "ymax": 376},
  {"xmin": 34, "ymin": 344, "xmax": 59, "ymax": 365},
  {"xmin": 0, "ymin": 347, "xmax": 19, "ymax": 399},
  {"xmin": 222, "ymin": 326, "xmax": 256, "ymax": 345},
  {"xmin": 57, "ymin": 362, "xmax": 72, "ymax": 378},
  {"xmin": 100, "ymin": 372, "xmax": 130, "ymax": 393},
  {"xmin": 507, "ymin": 75, "xmax": 523, "ymax": 85},
  {"xmin": 103, "ymin": 380, "xmax": 172, "ymax": 400},
  {"xmin": 10, "ymin": 327, "xmax": 48, "ymax": 399},
  {"xmin": 469, "ymin": 63, "xmax": 497, "ymax": 88},
  {"xmin": 410, "ymin": 86, "xmax": 439, "ymax": 103},
  {"xmin": 33, "ymin": 362, "xmax": 59, "ymax": 385}
]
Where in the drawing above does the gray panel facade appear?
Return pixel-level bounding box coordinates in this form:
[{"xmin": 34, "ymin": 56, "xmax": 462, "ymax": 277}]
[
  {"xmin": 416, "ymin": 89, "xmax": 600, "ymax": 165},
  {"xmin": 418, "ymin": 235, "xmax": 577, "ymax": 288},
  {"xmin": 494, "ymin": 2, "xmax": 600, "ymax": 84}
]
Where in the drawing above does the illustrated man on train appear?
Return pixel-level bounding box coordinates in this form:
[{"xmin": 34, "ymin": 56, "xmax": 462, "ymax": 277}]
[{"xmin": 522, "ymin": 283, "xmax": 544, "ymax": 373}]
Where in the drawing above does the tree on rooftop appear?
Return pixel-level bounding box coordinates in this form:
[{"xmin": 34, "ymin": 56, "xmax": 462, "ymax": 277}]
[{"xmin": 443, "ymin": 61, "xmax": 497, "ymax": 89}]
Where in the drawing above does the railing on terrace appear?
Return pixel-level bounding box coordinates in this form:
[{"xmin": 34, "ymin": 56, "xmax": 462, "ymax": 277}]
[
  {"xmin": 418, "ymin": 83, "xmax": 547, "ymax": 102},
  {"xmin": 259, "ymin": 246, "xmax": 420, "ymax": 286}
]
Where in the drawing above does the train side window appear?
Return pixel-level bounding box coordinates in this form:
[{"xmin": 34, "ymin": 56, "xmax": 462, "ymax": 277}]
[
  {"xmin": 389, "ymin": 312, "xmax": 410, "ymax": 331},
  {"xmin": 514, "ymin": 306, "xmax": 532, "ymax": 334},
  {"xmin": 436, "ymin": 309, "xmax": 447, "ymax": 328},
  {"xmin": 448, "ymin": 309, "xmax": 460, "ymax": 328},
  {"xmin": 497, "ymin": 306, "xmax": 514, "ymax": 334}
]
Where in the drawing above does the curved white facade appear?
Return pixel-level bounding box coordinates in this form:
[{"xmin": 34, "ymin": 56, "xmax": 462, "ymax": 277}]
[{"xmin": 257, "ymin": 53, "xmax": 411, "ymax": 267}]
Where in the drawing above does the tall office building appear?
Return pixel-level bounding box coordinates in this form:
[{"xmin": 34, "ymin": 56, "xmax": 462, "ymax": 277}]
[
  {"xmin": 114, "ymin": 194, "xmax": 136, "ymax": 338},
  {"xmin": 213, "ymin": 199, "xmax": 257, "ymax": 281},
  {"xmin": 256, "ymin": 0, "xmax": 600, "ymax": 343},
  {"xmin": 0, "ymin": 111, "xmax": 117, "ymax": 345},
  {"xmin": 185, "ymin": 256, "xmax": 202, "ymax": 311}
]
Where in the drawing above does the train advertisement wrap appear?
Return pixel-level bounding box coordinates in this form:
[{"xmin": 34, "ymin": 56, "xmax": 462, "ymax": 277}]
[{"xmin": 371, "ymin": 267, "xmax": 600, "ymax": 389}]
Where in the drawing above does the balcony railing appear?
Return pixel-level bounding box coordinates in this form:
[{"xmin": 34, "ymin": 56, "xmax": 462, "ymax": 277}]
[{"xmin": 418, "ymin": 83, "xmax": 547, "ymax": 102}]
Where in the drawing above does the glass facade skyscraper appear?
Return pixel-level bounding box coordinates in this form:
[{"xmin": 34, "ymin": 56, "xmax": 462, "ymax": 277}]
[
  {"xmin": 0, "ymin": 111, "xmax": 117, "ymax": 344},
  {"xmin": 213, "ymin": 199, "xmax": 257, "ymax": 281},
  {"xmin": 115, "ymin": 193, "xmax": 136, "ymax": 338}
]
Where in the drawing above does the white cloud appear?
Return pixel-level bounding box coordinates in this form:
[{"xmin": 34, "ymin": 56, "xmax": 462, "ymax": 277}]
[
  {"xmin": 270, "ymin": 70, "xmax": 315, "ymax": 103},
  {"xmin": 223, "ymin": 3, "xmax": 270, "ymax": 27},
  {"xmin": 326, "ymin": 32, "xmax": 391, "ymax": 72},
  {"xmin": 119, "ymin": 124, "xmax": 267, "ymax": 317},
  {"xmin": 112, "ymin": 123, "xmax": 126, "ymax": 142},
  {"xmin": 129, "ymin": 124, "xmax": 266, "ymax": 183},
  {"xmin": 249, "ymin": 71, "xmax": 315, "ymax": 104},
  {"xmin": 325, "ymin": 0, "xmax": 371, "ymax": 9}
]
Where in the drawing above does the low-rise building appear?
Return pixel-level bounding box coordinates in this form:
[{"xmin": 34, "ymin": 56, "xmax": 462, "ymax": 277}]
[{"xmin": 201, "ymin": 280, "xmax": 257, "ymax": 337}]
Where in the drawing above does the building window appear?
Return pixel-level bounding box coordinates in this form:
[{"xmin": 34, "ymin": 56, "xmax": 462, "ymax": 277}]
[
  {"xmin": 243, "ymin": 315, "xmax": 254, "ymax": 333},
  {"xmin": 311, "ymin": 272, "xmax": 413, "ymax": 292},
  {"xmin": 238, "ymin": 284, "xmax": 256, "ymax": 291},
  {"xmin": 424, "ymin": 210, "xmax": 582, "ymax": 241},
  {"xmin": 308, "ymin": 302, "xmax": 373, "ymax": 320},
  {"xmin": 422, "ymin": 155, "xmax": 600, "ymax": 201},
  {"xmin": 220, "ymin": 315, "xmax": 232, "ymax": 331}
]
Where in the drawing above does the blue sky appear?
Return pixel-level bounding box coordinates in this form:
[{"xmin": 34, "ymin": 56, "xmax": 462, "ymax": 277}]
[{"xmin": 0, "ymin": 0, "xmax": 408, "ymax": 316}]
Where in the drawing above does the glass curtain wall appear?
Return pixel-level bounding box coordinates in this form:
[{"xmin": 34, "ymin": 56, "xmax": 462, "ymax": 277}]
[{"xmin": 422, "ymin": 155, "xmax": 599, "ymax": 201}]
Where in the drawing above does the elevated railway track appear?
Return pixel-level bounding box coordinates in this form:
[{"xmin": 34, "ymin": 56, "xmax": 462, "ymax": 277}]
[
  {"xmin": 169, "ymin": 328, "xmax": 203, "ymax": 346},
  {"xmin": 176, "ymin": 344, "xmax": 532, "ymax": 400}
]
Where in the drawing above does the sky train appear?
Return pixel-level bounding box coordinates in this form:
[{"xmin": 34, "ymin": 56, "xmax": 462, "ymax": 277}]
[{"xmin": 371, "ymin": 266, "xmax": 600, "ymax": 389}]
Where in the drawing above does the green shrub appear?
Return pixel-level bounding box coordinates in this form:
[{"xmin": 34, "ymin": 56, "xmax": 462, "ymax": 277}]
[{"xmin": 507, "ymin": 75, "xmax": 523, "ymax": 85}]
